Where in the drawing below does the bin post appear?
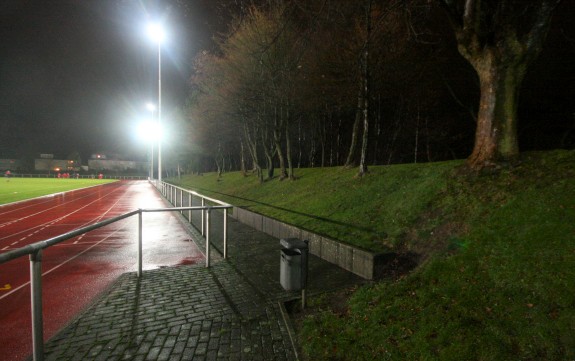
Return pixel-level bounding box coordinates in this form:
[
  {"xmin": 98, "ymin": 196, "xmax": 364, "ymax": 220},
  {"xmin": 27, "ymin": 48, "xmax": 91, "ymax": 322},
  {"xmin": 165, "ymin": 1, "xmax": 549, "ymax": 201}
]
[{"xmin": 301, "ymin": 240, "xmax": 309, "ymax": 309}]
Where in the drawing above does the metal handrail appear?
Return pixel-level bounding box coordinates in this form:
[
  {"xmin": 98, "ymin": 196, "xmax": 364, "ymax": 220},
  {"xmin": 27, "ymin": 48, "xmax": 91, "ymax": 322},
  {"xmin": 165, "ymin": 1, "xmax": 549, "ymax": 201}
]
[
  {"xmin": 0, "ymin": 204, "xmax": 232, "ymax": 361},
  {"xmin": 0, "ymin": 210, "xmax": 140, "ymax": 264},
  {"xmin": 158, "ymin": 181, "xmax": 233, "ymax": 259}
]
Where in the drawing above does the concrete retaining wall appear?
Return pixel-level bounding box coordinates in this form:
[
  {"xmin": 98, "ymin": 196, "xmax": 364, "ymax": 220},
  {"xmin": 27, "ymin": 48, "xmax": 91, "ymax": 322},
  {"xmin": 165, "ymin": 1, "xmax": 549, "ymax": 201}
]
[{"xmin": 232, "ymin": 206, "xmax": 378, "ymax": 280}]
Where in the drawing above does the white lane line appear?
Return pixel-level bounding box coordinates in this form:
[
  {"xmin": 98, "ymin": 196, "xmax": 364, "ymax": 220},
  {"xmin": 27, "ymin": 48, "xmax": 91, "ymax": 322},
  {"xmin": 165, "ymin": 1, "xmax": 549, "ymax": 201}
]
[{"xmin": 0, "ymin": 182, "xmax": 126, "ymax": 243}]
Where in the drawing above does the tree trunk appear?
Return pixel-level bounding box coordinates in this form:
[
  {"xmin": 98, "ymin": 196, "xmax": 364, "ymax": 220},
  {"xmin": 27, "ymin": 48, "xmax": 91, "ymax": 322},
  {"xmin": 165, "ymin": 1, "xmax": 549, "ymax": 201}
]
[
  {"xmin": 273, "ymin": 104, "xmax": 288, "ymax": 180},
  {"xmin": 336, "ymin": 117, "xmax": 342, "ymax": 165},
  {"xmin": 262, "ymin": 122, "xmax": 276, "ymax": 180},
  {"xmin": 297, "ymin": 117, "xmax": 302, "ymax": 169},
  {"xmin": 286, "ymin": 121, "xmax": 295, "ymax": 179},
  {"xmin": 240, "ymin": 141, "xmax": 247, "ymax": 177},
  {"xmin": 244, "ymin": 122, "xmax": 264, "ymax": 184},
  {"xmin": 264, "ymin": 133, "xmax": 275, "ymax": 180},
  {"xmin": 414, "ymin": 107, "xmax": 419, "ymax": 164},
  {"xmin": 320, "ymin": 112, "xmax": 327, "ymax": 168},
  {"xmin": 265, "ymin": 153, "xmax": 275, "ymax": 179},
  {"xmin": 273, "ymin": 128, "xmax": 288, "ymax": 179},
  {"xmin": 344, "ymin": 83, "xmax": 363, "ymax": 168},
  {"xmin": 440, "ymin": 0, "xmax": 559, "ymax": 170},
  {"xmin": 215, "ymin": 143, "xmax": 224, "ymax": 178},
  {"xmin": 357, "ymin": 0, "xmax": 372, "ymax": 177},
  {"xmin": 467, "ymin": 52, "xmax": 526, "ymax": 169},
  {"xmin": 285, "ymin": 103, "xmax": 295, "ymax": 180},
  {"xmin": 372, "ymin": 95, "xmax": 382, "ymax": 165}
]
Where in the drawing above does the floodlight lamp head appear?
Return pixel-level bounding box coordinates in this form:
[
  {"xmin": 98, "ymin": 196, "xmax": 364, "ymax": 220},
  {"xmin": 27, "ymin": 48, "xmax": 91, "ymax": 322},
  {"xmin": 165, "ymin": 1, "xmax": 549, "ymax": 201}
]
[{"xmin": 147, "ymin": 23, "xmax": 165, "ymax": 44}]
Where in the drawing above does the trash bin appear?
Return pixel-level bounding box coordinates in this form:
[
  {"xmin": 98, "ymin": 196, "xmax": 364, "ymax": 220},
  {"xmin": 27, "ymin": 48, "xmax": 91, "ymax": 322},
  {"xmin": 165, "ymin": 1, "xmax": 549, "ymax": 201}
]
[{"xmin": 280, "ymin": 238, "xmax": 308, "ymax": 291}]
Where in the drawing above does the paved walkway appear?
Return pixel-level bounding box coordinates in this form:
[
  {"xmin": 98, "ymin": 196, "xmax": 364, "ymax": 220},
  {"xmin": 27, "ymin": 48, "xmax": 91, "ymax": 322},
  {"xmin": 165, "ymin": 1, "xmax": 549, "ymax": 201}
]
[{"xmin": 43, "ymin": 200, "xmax": 364, "ymax": 360}]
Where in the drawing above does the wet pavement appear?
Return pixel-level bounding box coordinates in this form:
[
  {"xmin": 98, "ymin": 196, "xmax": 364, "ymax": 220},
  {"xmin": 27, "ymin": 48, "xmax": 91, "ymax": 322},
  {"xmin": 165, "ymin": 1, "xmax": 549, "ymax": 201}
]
[
  {"xmin": 42, "ymin": 192, "xmax": 365, "ymax": 360},
  {"xmin": 1, "ymin": 181, "xmax": 204, "ymax": 361}
]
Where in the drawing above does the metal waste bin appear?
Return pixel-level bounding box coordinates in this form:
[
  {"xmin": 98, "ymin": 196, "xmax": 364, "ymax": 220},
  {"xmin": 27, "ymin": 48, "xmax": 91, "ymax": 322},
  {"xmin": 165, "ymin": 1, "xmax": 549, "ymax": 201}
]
[{"xmin": 280, "ymin": 238, "xmax": 308, "ymax": 291}]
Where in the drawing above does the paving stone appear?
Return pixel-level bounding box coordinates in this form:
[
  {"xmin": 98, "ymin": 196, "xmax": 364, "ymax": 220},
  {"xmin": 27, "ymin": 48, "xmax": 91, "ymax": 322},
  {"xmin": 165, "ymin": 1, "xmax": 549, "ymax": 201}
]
[{"xmin": 42, "ymin": 192, "xmax": 365, "ymax": 360}]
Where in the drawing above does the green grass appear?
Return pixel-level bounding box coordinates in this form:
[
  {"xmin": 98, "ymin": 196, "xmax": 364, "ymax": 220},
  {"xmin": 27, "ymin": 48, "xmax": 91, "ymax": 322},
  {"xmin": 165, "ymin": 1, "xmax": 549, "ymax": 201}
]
[
  {"xmin": 170, "ymin": 149, "xmax": 575, "ymax": 360},
  {"xmin": 172, "ymin": 160, "xmax": 458, "ymax": 252},
  {"xmin": 0, "ymin": 178, "xmax": 116, "ymax": 205}
]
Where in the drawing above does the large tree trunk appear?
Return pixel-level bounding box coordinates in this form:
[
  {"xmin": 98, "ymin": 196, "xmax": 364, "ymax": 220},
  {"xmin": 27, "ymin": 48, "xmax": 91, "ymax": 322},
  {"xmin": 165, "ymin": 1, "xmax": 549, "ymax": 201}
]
[
  {"xmin": 467, "ymin": 52, "xmax": 527, "ymax": 168},
  {"xmin": 440, "ymin": 0, "xmax": 559, "ymax": 170}
]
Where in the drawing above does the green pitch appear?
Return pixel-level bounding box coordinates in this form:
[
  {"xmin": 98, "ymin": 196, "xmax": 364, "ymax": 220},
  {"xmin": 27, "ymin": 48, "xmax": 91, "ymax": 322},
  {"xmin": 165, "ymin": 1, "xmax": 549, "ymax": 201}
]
[{"xmin": 0, "ymin": 178, "xmax": 117, "ymax": 205}]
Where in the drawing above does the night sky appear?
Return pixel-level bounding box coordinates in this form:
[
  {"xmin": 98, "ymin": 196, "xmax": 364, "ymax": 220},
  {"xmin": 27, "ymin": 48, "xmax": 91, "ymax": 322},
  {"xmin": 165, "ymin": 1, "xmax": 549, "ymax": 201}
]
[
  {"xmin": 0, "ymin": 0, "xmax": 219, "ymax": 161},
  {"xmin": 1, "ymin": 1, "xmax": 573, "ymax": 163}
]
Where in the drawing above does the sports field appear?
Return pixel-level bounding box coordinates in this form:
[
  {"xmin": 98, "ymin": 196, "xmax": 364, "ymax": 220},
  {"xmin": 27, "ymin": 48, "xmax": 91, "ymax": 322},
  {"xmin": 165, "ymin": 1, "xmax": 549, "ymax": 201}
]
[{"xmin": 0, "ymin": 178, "xmax": 117, "ymax": 205}]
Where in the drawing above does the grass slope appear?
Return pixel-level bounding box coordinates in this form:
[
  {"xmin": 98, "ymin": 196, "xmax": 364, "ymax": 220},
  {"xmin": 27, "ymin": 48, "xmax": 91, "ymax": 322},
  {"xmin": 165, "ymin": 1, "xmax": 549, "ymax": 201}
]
[
  {"xmin": 173, "ymin": 159, "xmax": 459, "ymax": 253},
  {"xmin": 171, "ymin": 150, "xmax": 575, "ymax": 360},
  {"xmin": 0, "ymin": 178, "xmax": 116, "ymax": 205}
]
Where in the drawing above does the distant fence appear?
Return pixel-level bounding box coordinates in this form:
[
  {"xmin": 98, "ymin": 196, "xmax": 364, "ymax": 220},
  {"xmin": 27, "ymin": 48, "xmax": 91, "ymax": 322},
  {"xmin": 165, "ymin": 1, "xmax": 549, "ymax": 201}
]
[{"xmin": 5, "ymin": 173, "xmax": 147, "ymax": 180}]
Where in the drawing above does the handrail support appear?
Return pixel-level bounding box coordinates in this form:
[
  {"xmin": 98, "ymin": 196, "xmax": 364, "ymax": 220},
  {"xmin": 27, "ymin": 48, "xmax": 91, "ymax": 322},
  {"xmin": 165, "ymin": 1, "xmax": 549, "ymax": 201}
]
[
  {"xmin": 205, "ymin": 207, "xmax": 211, "ymax": 268},
  {"xmin": 30, "ymin": 250, "xmax": 44, "ymax": 361}
]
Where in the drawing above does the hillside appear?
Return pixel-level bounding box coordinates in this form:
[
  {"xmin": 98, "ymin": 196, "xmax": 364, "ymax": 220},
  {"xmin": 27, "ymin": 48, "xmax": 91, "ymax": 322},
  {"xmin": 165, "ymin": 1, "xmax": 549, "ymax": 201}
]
[{"xmin": 171, "ymin": 150, "xmax": 575, "ymax": 360}]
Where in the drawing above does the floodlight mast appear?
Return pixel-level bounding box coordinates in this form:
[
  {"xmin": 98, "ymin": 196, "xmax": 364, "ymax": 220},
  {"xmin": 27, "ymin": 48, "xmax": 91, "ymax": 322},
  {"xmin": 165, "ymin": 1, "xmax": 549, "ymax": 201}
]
[
  {"xmin": 147, "ymin": 23, "xmax": 164, "ymax": 184},
  {"xmin": 145, "ymin": 103, "xmax": 156, "ymax": 180}
]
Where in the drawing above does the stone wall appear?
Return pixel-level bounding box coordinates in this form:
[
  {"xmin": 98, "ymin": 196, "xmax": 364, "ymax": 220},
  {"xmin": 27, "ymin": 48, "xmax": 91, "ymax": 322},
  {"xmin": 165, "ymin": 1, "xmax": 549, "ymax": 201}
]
[{"xmin": 232, "ymin": 206, "xmax": 378, "ymax": 280}]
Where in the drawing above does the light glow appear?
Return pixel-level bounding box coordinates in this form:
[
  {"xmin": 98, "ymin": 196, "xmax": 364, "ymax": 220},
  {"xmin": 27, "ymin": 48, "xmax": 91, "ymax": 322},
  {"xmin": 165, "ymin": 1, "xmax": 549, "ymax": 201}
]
[
  {"xmin": 138, "ymin": 120, "xmax": 161, "ymax": 142},
  {"xmin": 147, "ymin": 23, "xmax": 165, "ymax": 44}
]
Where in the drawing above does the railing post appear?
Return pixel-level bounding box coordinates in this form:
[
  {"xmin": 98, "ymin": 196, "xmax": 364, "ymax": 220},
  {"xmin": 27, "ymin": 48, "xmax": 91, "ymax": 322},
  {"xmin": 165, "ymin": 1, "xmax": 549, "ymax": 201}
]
[
  {"xmin": 223, "ymin": 208, "xmax": 228, "ymax": 259},
  {"xmin": 138, "ymin": 210, "xmax": 143, "ymax": 278},
  {"xmin": 179, "ymin": 189, "xmax": 183, "ymax": 215},
  {"xmin": 201, "ymin": 198, "xmax": 205, "ymax": 236},
  {"xmin": 30, "ymin": 250, "xmax": 44, "ymax": 361},
  {"xmin": 205, "ymin": 207, "xmax": 211, "ymax": 268},
  {"xmin": 188, "ymin": 193, "xmax": 192, "ymax": 223}
]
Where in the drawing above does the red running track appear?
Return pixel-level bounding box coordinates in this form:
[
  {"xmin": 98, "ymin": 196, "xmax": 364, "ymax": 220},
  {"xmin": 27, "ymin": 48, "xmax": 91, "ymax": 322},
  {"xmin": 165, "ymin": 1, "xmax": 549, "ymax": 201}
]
[{"xmin": 0, "ymin": 181, "xmax": 204, "ymax": 361}]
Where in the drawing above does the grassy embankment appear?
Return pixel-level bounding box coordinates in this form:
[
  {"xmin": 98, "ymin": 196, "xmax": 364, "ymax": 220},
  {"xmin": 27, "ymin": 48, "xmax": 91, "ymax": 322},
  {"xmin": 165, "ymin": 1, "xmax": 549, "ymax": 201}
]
[
  {"xmin": 171, "ymin": 150, "xmax": 575, "ymax": 360},
  {"xmin": 0, "ymin": 178, "xmax": 116, "ymax": 205}
]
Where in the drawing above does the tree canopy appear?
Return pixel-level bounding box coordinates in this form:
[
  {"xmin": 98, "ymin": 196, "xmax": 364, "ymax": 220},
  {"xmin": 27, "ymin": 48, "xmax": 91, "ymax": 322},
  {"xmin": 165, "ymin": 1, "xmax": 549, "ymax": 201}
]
[{"xmin": 182, "ymin": 0, "xmax": 572, "ymax": 177}]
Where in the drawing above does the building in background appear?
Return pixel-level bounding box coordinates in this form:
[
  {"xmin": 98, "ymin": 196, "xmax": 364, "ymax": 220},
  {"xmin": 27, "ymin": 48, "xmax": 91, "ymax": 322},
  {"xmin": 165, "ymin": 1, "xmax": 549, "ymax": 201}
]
[
  {"xmin": 34, "ymin": 154, "xmax": 77, "ymax": 172},
  {"xmin": 2, "ymin": 153, "xmax": 147, "ymax": 175},
  {"xmin": 0, "ymin": 159, "xmax": 19, "ymax": 171}
]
